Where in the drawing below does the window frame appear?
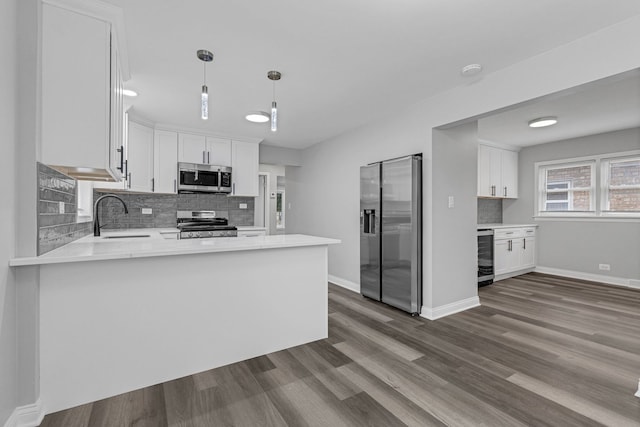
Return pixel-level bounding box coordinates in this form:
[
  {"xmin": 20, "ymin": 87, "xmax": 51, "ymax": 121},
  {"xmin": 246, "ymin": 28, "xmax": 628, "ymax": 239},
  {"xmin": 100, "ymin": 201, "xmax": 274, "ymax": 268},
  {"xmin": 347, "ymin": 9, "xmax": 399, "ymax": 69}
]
[
  {"xmin": 534, "ymin": 150, "xmax": 640, "ymax": 219},
  {"xmin": 536, "ymin": 159, "xmax": 596, "ymax": 217},
  {"xmin": 600, "ymin": 154, "xmax": 640, "ymax": 217}
]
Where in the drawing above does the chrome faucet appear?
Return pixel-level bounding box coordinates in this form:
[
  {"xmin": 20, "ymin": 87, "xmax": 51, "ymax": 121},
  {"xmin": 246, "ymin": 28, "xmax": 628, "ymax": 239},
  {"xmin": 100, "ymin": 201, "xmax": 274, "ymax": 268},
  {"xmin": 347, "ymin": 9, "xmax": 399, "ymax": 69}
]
[{"xmin": 93, "ymin": 194, "xmax": 129, "ymax": 236}]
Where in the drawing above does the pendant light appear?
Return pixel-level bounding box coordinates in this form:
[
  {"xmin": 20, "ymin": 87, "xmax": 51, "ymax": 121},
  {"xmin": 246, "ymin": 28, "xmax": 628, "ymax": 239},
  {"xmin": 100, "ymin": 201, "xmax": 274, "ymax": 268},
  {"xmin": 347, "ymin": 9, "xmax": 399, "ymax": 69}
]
[
  {"xmin": 197, "ymin": 50, "xmax": 214, "ymax": 120},
  {"xmin": 267, "ymin": 70, "xmax": 281, "ymax": 132}
]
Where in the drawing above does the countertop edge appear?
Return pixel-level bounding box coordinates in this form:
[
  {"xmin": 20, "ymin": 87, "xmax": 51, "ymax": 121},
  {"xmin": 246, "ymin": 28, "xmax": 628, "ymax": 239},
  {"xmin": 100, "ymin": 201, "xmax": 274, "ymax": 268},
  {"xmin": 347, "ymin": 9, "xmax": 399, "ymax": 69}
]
[
  {"xmin": 9, "ymin": 235, "xmax": 341, "ymax": 267},
  {"xmin": 477, "ymin": 223, "xmax": 538, "ymax": 229}
]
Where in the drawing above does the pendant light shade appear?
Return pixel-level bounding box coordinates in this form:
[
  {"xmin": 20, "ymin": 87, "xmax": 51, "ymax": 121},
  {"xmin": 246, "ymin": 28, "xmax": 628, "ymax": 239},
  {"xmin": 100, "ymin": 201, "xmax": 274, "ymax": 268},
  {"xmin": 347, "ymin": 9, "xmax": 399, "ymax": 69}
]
[
  {"xmin": 197, "ymin": 50, "xmax": 214, "ymax": 120},
  {"xmin": 268, "ymin": 70, "xmax": 281, "ymax": 132}
]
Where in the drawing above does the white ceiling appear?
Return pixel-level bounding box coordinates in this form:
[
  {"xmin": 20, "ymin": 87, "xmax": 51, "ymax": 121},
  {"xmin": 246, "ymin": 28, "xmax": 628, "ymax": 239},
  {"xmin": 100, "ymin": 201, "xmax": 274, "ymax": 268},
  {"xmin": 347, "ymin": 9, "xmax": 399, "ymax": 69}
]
[
  {"xmin": 477, "ymin": 71, "xmax": 640, "ymax": 147},
  {"xmin": 103, "ymin": 0, "xmax": 640, "ymax": 150}
]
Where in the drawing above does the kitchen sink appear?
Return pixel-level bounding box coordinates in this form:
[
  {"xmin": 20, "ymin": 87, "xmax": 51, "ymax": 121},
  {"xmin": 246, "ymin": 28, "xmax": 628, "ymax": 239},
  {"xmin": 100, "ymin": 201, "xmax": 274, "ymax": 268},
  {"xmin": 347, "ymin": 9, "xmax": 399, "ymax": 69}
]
[{"xmin": 102, "ymin": 234, "xmax": 151, "ymax": 239}]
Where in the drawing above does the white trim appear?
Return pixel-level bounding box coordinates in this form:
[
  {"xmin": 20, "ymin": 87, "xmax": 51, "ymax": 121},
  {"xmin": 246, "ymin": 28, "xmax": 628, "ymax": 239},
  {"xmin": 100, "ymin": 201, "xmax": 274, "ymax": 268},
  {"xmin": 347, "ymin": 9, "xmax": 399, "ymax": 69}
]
[
  {"xmin": 4, "ymin": 399, "xmax": 45, "ymax": 427},
  {"xmin": 154, "ymin": 122, "xmax": 263, "ymax": 145},
  {"xmin": 533, "ymin": 216, "xmax": 640, "ymax": 222},
  {"xmin": 534, "ymin": 266, "xmax": 640, "ymax": 289},
  {"xmin": 420, "ymin": 296, "xmax": 480, "ymax": 321},
  {"xmin": 477, "ymin": 139, "xmax": 521, "ymax": 152},
  {"xmin": 328, "ymin": 275, "xmax": 359, "ymax": 293}
]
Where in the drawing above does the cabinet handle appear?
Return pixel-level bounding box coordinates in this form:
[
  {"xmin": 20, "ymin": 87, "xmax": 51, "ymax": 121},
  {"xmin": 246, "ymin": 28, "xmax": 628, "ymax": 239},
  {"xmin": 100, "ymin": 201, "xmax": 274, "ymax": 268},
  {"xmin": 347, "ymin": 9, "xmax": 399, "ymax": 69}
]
[
  {"xmin": 504, "ymin": 186, "xmax": 507, "ymax": 197},
  {"xmin": 128, "ymin": 172, "xmax": 132, "ymax": 189},
  {"xmin": 173, "ymin": 179, "xmax": 177, "ymax": 193},
  {"xmin": 232, "ymin": 182, "xmax": 235, "ymax": 195},
  {"xmin": 207, "ymin": 151, "xmax": 210, "ymax": 164},
  {"xmin": 508, "ymin": 239, "xmax": 512, "ymax": 251},
  {"xmin": 152, "ymin": 178, "xmax": 155, "ymax": 192},
  {"xmin": 117, "ymin": 145, "xmax": 124, "ymax": 172},
  {"xmin": 202, "ymin": 151, "xmax": 206, "ymax": 164},
  {"xmin": 491, "ymin": 185, "xmax": 496, "ymax": 196},
  {"xmin": 523, "ymin": 238, "xmax": 526, "ymax": 250}
]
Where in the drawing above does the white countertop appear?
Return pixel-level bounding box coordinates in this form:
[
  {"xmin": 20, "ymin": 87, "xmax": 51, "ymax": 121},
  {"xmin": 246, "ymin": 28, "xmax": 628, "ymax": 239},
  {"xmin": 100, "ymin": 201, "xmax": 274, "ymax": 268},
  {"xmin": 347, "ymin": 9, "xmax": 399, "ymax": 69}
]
[
  {"xmin": 10, "ymin": 230, "xmax": 340, "ymax": 267},
  {"xmin": 236, "ymin": 226, "xmax": 267, "ymax": 231},
  {"xmin": 477, "ymin": 223, "xmax": 538, "ymax": 229}
]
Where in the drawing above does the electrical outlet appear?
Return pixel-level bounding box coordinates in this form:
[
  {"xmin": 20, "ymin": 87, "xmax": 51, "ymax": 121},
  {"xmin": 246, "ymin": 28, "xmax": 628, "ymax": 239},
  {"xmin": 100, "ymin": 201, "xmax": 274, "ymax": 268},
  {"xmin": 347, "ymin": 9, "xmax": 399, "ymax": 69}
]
[
  {"xmin": 141, "ymin": 208, "xmax": 152, "ymax": 215},
  {"xmin": 239, "ymin": 203, "xmax": 247, "ymax": 209},
  {"xmin": 448, "ymin": 196, "xmax": 455, "ymax": 208},
  {"xmin": 58, "ymin": 202, "xmax": 65, "ymax": 214},
  {"xmin": 598, "ymin": 263, "xmax": 611, "ymax": 271}
]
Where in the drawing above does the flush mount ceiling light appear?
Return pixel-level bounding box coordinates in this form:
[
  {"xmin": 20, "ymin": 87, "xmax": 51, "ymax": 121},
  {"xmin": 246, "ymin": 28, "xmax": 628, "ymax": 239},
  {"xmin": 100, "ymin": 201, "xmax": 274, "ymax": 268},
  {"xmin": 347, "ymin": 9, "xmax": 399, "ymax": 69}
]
[
  {"xmin": 197, "ymin": 49, "xmax": 214, "ymax": 120},
  {"xmin": 528, "ymin": 116, "xmax": 558, "ymax": 128},
  {"xmin": 268, "ymin": 70, "xmax": 281, "ymax": 132},
  {"xmin": 122, "ymin": 89, "xmax": 138, "ymax": 97},
  {"xmin": 245, "ymin": 111, "xmax": 270, "ymax": 123},
  {"xmin": 461, "ymin": 63, "xmax": 483, "ymax": 76}
]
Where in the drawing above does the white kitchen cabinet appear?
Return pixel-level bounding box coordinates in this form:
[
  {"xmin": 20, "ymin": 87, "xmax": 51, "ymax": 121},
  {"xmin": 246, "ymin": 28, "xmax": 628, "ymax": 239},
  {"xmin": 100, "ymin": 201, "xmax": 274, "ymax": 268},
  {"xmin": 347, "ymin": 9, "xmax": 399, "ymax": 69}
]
[
  {"xmin": 41, "ymin": 3, "xmax": 124, "ymax": 181},
  {"xmin": 477, "ymin": 144, "xmax": 518, "ymax": 198},
  {"xmin": 206, "ymin": 137, "xmax": 232, "ymax": 166},
  {"xmin": 178, "ymin": 133, "xmax": 231, "ymax": 166},
  {"xmin": 230, "ymin": 140, "xmax": 259, "ymax": 197},
  {"xmin": 154, "ymin": 130, "xmax": 178, "ymax": 193},
  {"xmin": 126, "ymin": 122, "xmax": 154, "ymax": 192},
  {"xmin": 494, "ymin": 227, "xmax": 536, "ymax": 279},
  {"xmin": 178, "ymin": 133, "xmax": 207, "ymax": 164}
]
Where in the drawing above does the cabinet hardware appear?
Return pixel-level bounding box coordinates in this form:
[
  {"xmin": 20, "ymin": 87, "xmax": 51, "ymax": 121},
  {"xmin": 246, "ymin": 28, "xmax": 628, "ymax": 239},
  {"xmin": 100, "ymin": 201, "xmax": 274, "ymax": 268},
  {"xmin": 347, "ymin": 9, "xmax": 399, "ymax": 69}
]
[
  {"xmin": 173, "ymin": 179, "xmax": 177, "ymax": 193},
  {"xmin": 117, "ymin": 145, "xmax": 124, "ymax": 172},
  {"xmin": 232, "ymin": 183, "xmax": 235, "ymax": 195},
  {"xmin": 508, "ymin": 239, "xmax": 512, "ymax": 251},
  {"xmin": 207, "ymin": 151, "xmax": 210, "ymax": 164},
  {"xmin": 491, "ymin": 185, "xmax": 496, "ymax": 196},
  {"xmin": 523, "ymin": 238, "xmax": 526, "ymax": 250},
  {"xmin": 504, "ymin": 186, "xmax": 507, "ymax": 197},
  {"xmin": 151, "ymin": 178, "xmax": 155, "ymax": 192},
  {"xmin": 128, "ymin": 172, "xmax": 131, "ymax": 189},
  {"xmin": 202, "ymin": 151, "xmax": 206, "ymax": 163}
]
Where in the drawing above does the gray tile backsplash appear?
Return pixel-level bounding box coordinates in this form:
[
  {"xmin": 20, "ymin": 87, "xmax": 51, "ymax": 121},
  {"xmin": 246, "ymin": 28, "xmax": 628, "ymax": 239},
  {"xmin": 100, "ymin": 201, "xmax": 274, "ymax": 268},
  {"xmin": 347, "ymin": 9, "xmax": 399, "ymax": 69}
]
[
  {"xmin": 38, "ymin": 163, "xmax": 91, "ymax": 255},
  {"xmin": 95, "ymin": 190, "xmax": 255, "ymax": 229},
  {"xmin": 477, "ymin": 198, "xmax": 503, "ymax": 224}
]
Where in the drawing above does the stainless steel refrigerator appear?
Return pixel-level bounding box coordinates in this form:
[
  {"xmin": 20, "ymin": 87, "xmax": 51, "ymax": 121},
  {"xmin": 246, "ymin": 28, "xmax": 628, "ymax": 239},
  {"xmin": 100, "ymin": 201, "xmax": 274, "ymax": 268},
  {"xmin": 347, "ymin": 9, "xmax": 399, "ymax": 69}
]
[{"xmin": 360, "ymin": 154, "xmax": 422, "ymax": 315}]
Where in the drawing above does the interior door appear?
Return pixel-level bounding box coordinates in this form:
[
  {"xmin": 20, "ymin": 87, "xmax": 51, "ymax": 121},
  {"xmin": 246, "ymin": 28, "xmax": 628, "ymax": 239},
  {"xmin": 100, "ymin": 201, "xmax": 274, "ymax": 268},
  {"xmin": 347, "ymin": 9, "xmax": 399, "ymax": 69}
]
[{"xmin": 360, "ymin": 163, "xmax": 381, "ymax": 301}]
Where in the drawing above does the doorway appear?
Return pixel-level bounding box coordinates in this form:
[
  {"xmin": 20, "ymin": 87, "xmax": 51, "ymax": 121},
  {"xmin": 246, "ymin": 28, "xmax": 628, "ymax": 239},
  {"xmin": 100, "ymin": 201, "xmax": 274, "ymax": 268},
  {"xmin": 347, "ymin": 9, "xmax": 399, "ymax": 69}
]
[{"xmin": 254, "ymin": 173, "xmax": 269, "ymax": 231}]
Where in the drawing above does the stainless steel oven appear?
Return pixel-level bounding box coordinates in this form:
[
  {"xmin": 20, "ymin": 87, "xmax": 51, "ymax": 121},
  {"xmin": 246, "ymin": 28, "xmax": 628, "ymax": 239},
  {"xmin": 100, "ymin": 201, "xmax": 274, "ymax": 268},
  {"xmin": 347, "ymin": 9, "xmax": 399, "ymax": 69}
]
[
  {"xmin": 478, "ymin": 228, "xmax": 494, "ymax": 286},
  {"xmin": 178, "ymin": 162, "xmax": 232, "ymax": 193}
]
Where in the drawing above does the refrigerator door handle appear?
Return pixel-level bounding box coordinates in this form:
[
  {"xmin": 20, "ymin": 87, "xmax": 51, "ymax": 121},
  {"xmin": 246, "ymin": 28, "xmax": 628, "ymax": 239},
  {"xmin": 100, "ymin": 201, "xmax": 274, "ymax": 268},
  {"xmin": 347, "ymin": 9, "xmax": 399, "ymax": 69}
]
[
  {"xmin": 363, "ymin": 209, "xmax": 376, "ymax": 234},
  {"xmin": 370, "ymin": 210, "xmax": 375, "ymax": 234}
]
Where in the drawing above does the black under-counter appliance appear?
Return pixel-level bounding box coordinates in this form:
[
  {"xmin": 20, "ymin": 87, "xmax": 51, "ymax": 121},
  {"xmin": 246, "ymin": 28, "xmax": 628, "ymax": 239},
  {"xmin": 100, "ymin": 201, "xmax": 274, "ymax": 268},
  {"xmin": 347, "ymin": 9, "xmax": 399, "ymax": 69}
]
[{"xmin": 477, "ymin": 228, "xmax": 494, "ymax": 286}]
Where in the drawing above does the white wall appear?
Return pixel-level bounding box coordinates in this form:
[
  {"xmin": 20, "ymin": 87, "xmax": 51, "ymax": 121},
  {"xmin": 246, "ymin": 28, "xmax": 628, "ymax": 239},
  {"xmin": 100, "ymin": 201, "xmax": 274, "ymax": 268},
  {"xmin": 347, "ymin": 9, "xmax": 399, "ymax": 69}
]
[
  {"xmin": 504, "ymin": 127, "xmax": 640, "ymax": 282},
  {"xmin": 292, "ymin": 14, "xmax": 640, "ymax": 312},
  {"xmin": 0, "ymin": 0, "xmax": 18, "ymax": 424},
  {"xmin": 259, "ymin": 145, "xmax": 302, "ymax": 167}
]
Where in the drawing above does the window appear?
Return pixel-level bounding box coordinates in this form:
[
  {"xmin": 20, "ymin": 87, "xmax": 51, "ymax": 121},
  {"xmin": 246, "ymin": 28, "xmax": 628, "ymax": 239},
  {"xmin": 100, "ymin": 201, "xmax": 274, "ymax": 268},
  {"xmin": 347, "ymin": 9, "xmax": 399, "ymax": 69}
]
[
  {"xmin": 535, "ymin": 151, "xmax": 640, "ymax": 218},
  {"xmin": 538, "ymin": 161, "xmax": 595, "ymax": 214},
  {"xmin": 602, "ymin": 156, "xmax": 640, "ymax": 214}
]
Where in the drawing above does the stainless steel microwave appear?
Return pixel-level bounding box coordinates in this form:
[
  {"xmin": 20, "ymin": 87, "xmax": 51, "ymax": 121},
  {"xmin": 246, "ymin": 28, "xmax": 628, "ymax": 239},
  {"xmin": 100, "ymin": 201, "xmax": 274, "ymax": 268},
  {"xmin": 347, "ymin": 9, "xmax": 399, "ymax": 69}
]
[{"xmin": 178, "ymin": 162, "xmax": 232, "ymax": 194}]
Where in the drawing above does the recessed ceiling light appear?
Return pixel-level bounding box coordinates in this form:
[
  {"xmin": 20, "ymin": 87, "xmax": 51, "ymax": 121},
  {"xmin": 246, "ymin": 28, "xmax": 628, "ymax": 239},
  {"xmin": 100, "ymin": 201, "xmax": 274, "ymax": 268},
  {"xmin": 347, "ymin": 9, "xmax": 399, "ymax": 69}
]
[
  {"xmin": 461, "ymin": 63, "xmax": 483, "ymax": 76},
  {"xmin": 245, "ymin": 111, "xmax": 270, "ymax": 123},
  {"xmin": 528, "ymin": 116, "xmax": 558, "ymax": 128},
  {"xmin": 122, "ymin": 89, "xmax": 138, "ymax": 97}
]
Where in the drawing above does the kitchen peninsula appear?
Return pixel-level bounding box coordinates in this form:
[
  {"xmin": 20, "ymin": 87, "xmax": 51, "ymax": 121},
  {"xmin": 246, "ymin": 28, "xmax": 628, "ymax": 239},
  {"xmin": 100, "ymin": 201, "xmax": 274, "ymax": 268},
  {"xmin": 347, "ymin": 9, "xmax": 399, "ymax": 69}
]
[{"xmin": 10, "ymin": 233, "xmax": 339, "ymax": 415}]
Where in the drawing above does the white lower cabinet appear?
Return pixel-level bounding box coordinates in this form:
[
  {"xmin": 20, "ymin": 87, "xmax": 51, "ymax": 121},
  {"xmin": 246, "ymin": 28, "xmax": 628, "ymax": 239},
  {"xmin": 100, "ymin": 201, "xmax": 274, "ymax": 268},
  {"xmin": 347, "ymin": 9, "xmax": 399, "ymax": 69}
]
[{"xmin": 494, "ymin": 227, "xmax": 537, "ymax": 279}]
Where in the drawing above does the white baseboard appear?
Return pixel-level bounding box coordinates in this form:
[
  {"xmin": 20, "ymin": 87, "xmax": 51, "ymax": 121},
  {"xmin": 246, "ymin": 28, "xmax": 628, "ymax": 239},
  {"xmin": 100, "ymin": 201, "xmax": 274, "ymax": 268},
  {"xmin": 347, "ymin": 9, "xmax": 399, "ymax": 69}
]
[
  {"xmin": 534, "ymin": 266, "xmax": 640, "ymax": 290},
  {"xmin": 421, "ymin": 296, "xmax": 480, "ymax": 320},
  {"xmin": 328, "ymin": 275, "xmax": 359, "ymax": 293},
  {"xmin": 4, "ymin": 399, "xmax": 44, "ymax": 427}
]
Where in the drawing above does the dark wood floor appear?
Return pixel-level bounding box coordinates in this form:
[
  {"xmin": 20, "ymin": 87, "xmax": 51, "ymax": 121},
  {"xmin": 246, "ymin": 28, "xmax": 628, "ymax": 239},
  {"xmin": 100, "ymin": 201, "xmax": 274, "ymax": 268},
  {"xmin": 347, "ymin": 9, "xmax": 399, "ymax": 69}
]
[{"xmin": 41, "ymin": 273, "xmax": 640, "ymax": 426}]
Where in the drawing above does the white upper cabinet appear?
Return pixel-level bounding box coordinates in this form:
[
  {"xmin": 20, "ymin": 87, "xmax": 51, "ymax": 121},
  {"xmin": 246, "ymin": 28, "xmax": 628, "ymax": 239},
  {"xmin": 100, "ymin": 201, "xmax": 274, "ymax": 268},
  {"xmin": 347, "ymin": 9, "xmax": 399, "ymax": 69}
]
[
  {"xmin": 178, "ymin": 134, "xmax": 232, "ymax": 166},
  {"xmin": 154, "ymin": 130, "xmax": 178, "ymax": 193},
  {"xmin": 126, "ymin": 122, "xmax": 154, "ymax": 192},
  {"xmin": 206, "ymin": 137, "xmax": 232, "ymax": 166},
  {"xmin": 41, "ymin": 2, "xmax": 125, "ymax": 181},
  {"xmin": 231, "ymin": 140, "xmax": 259, "ymax": 197},
  {"xmin": 178, "ymin": 133, "xmax": 207, "ymax": 164},
  {"xmin": 477, "ymin": 144, "xmax": 518, "ymax": 198}
]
